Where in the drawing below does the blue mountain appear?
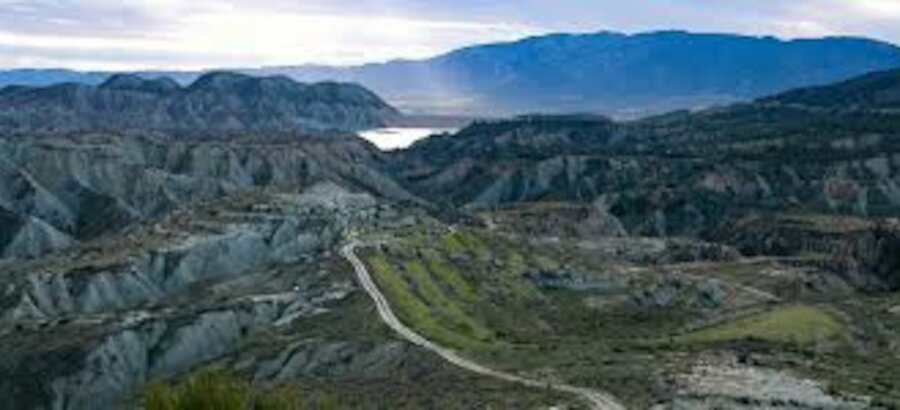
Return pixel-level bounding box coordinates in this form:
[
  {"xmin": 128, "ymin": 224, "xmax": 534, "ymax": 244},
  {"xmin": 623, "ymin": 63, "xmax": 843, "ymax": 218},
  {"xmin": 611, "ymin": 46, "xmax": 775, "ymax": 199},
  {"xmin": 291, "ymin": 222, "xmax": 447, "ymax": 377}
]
[{"xmin": 4, "ymin": 31, "xmax": 900, "ymax": 117}]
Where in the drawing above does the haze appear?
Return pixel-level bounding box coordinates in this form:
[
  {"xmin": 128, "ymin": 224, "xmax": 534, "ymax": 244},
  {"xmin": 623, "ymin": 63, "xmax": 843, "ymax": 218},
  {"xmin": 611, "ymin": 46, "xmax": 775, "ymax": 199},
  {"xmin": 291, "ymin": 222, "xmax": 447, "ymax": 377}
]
[{"xmin": 3, "ymin": 0, "xmax": 900, "ymax": 70}]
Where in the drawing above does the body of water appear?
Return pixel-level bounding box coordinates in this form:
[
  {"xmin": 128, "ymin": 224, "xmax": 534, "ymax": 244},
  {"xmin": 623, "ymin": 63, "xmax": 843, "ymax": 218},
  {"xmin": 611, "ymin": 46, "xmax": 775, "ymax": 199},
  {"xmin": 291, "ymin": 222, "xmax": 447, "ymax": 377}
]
[{"xmin": 358, "ymin": 127, "xmax": 458, "ymax": 150}]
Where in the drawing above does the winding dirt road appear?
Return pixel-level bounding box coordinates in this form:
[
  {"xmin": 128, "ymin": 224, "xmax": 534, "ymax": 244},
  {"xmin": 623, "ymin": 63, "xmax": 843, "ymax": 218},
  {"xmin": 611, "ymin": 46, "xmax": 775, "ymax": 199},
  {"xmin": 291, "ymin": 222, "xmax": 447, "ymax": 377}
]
[{"xmin": 341, "ymin": 241, "xmax": 625, "ymax": 410}]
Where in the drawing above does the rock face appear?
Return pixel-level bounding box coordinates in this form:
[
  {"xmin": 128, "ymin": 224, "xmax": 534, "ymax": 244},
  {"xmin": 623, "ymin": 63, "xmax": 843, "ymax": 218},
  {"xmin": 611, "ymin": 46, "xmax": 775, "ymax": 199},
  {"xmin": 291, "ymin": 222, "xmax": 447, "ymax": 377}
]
[
  {"xmin": 389, "ymin": 115, "xmax": 620, "ymax": 205},
  {"xmin": 393, "ymin": 108, "xmax": 900, "ymax": 238},
  {"xmin": 716, "ymin": 214, "xmax": 900, "ymax": 291},
  {"xmin": 0, "ymin": 185, "xmax": 408, "ymax": 409},
  {"xmin": 0, "ymin": 72, "xmax": 400, "ymax": 134},
  {"xmin": 479, "ymin": 200, "xmax": 627, "ymax": 240},
  {"xmin": 0, "ymin": 133, "xmax": 417, "ymax": 260},
  {"xmin": 657, "ymin": 354, "xmax": 872, "ymax": 410}
]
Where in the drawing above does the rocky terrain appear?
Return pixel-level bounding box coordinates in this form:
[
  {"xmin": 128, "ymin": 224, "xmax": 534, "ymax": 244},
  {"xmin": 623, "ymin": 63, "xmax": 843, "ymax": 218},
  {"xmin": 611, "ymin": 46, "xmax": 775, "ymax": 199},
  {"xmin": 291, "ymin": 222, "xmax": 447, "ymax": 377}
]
[
  {"xmin": 392, "ymin": 109, "xmax": 900, "ymax": 227},
  {"xmin": 2, "ymin": 67, "xmax": 900, "ymax": 409},
  {"xmin": 0, "ymin": 132, "xmax": 416, "ymax": 261},
  {"xmin": 0, "ymin": 184, "xmax": 379, "ymax": 408},
  {"xmin": 0, "ymin": 72, "xmax": 400, "ymax": 134},
  {"xmin": 389, "ymin": 71, "xmax": 900, "ymax": 290},
  {"xmin": 0, "ymin": 181, "xmax": 570, "ymax": 409}
]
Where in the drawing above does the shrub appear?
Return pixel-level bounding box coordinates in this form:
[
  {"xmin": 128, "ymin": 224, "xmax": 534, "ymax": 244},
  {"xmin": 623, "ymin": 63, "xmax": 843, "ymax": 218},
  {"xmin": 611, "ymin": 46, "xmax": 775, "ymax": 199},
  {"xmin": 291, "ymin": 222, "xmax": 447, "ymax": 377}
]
[{"xmin": 143, "ymin": 369, "xmax": 303, "ymax": 410}]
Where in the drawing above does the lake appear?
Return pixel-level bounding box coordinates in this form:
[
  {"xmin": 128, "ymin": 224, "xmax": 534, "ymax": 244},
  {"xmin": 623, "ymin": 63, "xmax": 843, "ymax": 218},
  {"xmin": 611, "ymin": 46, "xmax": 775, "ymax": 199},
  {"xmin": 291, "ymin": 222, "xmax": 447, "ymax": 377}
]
[{"xmin": 358, "ymin": 127, "xmax": 458, "ymax": 150}]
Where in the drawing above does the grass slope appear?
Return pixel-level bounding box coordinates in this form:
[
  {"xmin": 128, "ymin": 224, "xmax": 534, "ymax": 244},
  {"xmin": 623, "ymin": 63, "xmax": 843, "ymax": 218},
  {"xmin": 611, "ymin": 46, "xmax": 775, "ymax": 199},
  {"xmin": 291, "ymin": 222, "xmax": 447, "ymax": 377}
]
[{"xmin": 684, "ymin": 305, "xmax": 845, "ymax": 345}]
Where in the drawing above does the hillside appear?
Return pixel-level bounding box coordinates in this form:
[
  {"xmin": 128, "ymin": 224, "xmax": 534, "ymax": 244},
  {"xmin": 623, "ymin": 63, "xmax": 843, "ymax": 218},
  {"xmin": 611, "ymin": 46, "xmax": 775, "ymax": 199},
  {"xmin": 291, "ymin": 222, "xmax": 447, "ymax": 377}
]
[
  {"xmin": 393, "ymin": 68, "xmax": 900, "ymax": 215},
  {"xmin": 762, "ymin": 67, "xmax": 900, "ymax": 110},
  {"xmin": 390, "ymin": 69, "xmax": 900, "ymax": 287},
  {"xmin": 0, "ymin": 72, "xmax": 400, "ymax": 134}
]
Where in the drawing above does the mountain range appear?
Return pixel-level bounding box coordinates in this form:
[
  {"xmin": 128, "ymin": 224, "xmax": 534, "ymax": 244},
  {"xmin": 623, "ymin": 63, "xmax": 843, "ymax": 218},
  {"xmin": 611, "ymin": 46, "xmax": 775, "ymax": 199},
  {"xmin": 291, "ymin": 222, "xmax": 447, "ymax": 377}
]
[
  {"xmin": 0, "ymin": 72, "xmax": 399, "ymax": 134},
  {"xmin": 4, "ymin": 43, "xmax": 900, "ymax": 409},
  {"xmin": 3, "ymin": 31, "xmax": 900, "ymax": 117}
]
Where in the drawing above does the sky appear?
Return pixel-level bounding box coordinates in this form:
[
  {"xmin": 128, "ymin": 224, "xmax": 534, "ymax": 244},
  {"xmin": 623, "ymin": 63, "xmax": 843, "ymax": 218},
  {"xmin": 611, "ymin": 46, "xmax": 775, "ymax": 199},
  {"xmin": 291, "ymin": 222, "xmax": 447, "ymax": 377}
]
[{"xmin": 2, "ymin": 0, "xmax": 900, "ymax": 70}]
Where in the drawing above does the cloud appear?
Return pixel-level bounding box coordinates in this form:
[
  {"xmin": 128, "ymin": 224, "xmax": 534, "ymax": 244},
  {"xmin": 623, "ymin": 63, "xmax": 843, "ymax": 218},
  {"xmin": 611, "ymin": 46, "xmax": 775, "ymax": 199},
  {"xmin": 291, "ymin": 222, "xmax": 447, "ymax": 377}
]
[
  {"xmin": 0, "ymin": 0, "xmax": 536, "ymax": 70},
  {"xmin": 1, "ymin": 0, "xmax": 900, "ymax": 70}
]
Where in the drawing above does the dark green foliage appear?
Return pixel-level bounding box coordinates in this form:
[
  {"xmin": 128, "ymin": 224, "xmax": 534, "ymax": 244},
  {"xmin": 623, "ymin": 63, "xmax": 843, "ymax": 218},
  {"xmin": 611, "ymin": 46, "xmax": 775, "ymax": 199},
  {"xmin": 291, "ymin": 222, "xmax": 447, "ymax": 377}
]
[{"xmin": 143, "ymin": 369, "xmax": 303, "ymax": 410}]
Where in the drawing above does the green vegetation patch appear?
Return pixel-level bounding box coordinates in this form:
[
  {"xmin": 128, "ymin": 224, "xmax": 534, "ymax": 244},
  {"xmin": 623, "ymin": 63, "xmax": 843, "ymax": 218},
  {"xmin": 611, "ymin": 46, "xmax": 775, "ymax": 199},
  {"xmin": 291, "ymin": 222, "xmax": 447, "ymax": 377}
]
[
  {"xmin": 365, "ymin": 252, "xmax": 492, "ymax": 349},
  {"xmin": 362, "ymin": 228, "xmax": 558, "ymax": 350},
  {"xmin": 438, "ymin": 230, "xmax": 468, "ymax": 254},
  {"xmin": 683, "ymin": 305, "xmax": 844, "ymax": 345},
  {"xmin": 421, "ymin": 248, "xmax": 476, "ymax": 300},
  {"xmin": 441, "ymin": 229, "xmax": 491, "ymax": 260},
  {"xmin": 144, "ymin": 369, "xmax": 305, "ymax": 410},
  {"xmin": 402, "ymin": 260, "xmax": 493, "ymax": 341}
]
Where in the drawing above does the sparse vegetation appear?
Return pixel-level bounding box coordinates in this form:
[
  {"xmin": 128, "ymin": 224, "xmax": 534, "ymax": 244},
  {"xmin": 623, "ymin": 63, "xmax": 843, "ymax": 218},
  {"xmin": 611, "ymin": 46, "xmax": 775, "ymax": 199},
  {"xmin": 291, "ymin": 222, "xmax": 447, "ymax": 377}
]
[
  {"xmin": 355, "ymin": 223, "xmax": 900, "ymax": 408},
  {"xmin": 362, "ymin": 228, "xmax": 692, "ymax": 407},
  {"xmin": 366, "ymin": 252, "xmax": 490, "ymax": 349},
  {"xmin": 364, "ymin": 229, "xmax": 553, "ymax": 349},
  {"xmin": 682, "ymin": 305, "xmax": 845, "ymax": 345},
  {"xmin": 143, "ymin": 369, "xmax": 303, "ymax": 410}
]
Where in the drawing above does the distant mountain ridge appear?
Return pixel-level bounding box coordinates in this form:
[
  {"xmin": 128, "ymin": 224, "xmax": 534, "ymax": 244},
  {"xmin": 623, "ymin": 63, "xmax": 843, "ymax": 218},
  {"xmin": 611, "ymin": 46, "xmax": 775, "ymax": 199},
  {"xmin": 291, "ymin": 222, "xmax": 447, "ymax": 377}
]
[
  {"xmin": 0, "ymin": 72, "xmax": 400, "ymax": 134},
  {"xmin": 3, "ymin": 30, "xmax": 900, "ymax": 117},
  {"xmin": 762, "ymin": 67, "xmax": 900, "ymax": 110},
  {"xmin": 0, "ymin": 68, "xmax": 109, "ymax": 88},
  {"xmin": 272, "ymin": 30, "xmax": 900, "ymax": 117}
]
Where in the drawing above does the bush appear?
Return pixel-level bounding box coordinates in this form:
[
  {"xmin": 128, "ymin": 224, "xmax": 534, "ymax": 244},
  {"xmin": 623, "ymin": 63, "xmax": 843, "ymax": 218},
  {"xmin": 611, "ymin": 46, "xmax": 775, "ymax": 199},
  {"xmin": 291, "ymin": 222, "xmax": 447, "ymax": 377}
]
[{"xmin": 143, "ymin": 369, "xmax": 303, "ymax": 410}]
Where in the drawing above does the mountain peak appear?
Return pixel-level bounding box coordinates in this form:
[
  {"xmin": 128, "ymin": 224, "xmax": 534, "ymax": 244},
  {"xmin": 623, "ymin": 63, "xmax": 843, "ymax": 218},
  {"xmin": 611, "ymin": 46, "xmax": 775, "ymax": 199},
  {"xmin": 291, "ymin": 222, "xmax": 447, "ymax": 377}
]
[
  {"xmin": 188, "ymin": 71, "xmax": 255, "ymax": 90},
  {"xmin": 101, "ymin": 74, "xmax": 181, "ymax": 93}
]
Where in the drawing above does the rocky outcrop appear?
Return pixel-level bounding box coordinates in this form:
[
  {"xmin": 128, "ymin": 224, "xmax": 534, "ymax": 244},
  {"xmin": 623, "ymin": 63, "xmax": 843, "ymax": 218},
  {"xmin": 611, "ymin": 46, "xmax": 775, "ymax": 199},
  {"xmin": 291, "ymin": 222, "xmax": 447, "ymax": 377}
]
[
  {"xmin": 632, "ymin": 276, "xmax": 729, "ymax": 309},
  {"xmin": 480, "ymin": 200, "xmax": 627, "ymax": 240},
  {"xmin": 252, "ymin": 339, "xmax": 409, "ymax": 381},
  {"xmin": 0, "ymin": 184, "xmax": 406, "ymax": 409},
  {"xmin": 566, "ymin": 237, "xmax": 741, "ymax": 265},
  {"xmin": 0, "ymin": 184, "xmax": 379, "ymax": 328},
  {"xmin": 657, "ymin": 355, "xmax": 872, "ymax": 410},
  {"xmin": 0, "ymin": 72, "xmax": 400, "ymax": 134},
  {"xmin": 0, "ymin": 133, "xmax": 416, "ymax": 260},
  {"xmin": 717, "ymin": 213, "xmax": 900, "ymax": 290},
  {"xmin": 0, "ymin": 211, "xmax": 73, "ymax": 259},
  {"xmin": 392, "ymin": 107, "xmax": 900, "ymax": 238}
]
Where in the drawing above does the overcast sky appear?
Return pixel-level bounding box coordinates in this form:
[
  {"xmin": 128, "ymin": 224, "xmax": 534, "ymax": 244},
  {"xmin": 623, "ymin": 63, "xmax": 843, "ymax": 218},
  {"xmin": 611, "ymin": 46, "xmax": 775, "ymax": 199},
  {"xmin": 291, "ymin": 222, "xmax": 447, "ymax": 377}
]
[{"xmin": 2, "ymin": 0, "xmax": 900, "ymax": 70}]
